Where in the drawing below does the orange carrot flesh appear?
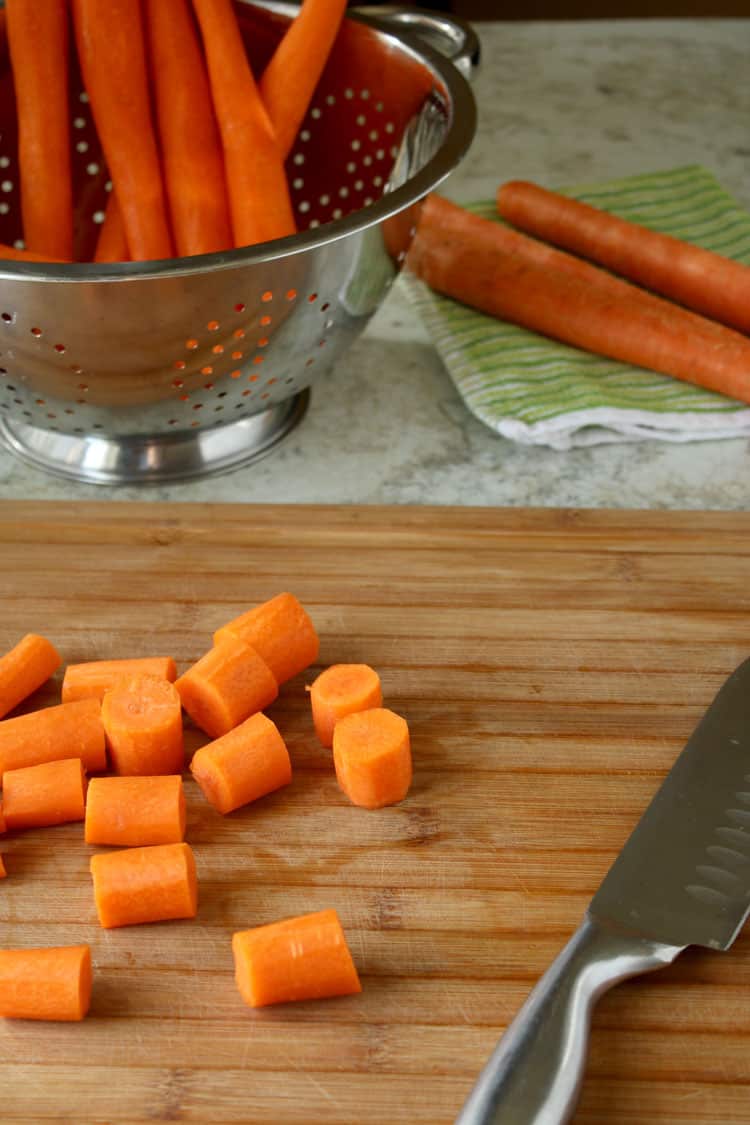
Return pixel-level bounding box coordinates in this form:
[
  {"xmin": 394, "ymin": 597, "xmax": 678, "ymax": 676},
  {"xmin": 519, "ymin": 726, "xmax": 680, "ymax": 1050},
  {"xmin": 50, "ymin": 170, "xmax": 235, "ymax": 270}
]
[
  {"xmin": 2, "ymin": 758, "xmax": 87, "ymax": 832},
  {"xmin": 332, "ymin": 707, "xmax": 412, "ymax": 809},
  {"xmin": 498, "ymin": 179, "xmax": 750, "ymax": 336},
  {"xmin": 94, "ymin": 194, "xmax": 129, "ymax": 263},
  {"xmin": 259, "ymin": 0, "xmax": 347, "ymax": 159},
  {"xmin": 90, "ymin": 842, "xmax": 197, "ymax": 928},
  {"xmin": 176, "ymin": 635, "xmax": 278, "ymax": 741},
  {"xmin": 0, "ymin": 699, "xmax": 105, "ymax": 782},
  {"xmin": 144, "ymin": 0, "xmax": 232, "ymax": 257},
  {"xmin": 191, "ymin": 0, "xmax": 296, "ymax": 248},
  {"xmin": 5, "ymin": 0, "xmax": 73, "ymax": 260},
  {"xmin": 71, "ymin": 0, "xmax": 173, "ymax": 261},
  {"xmin": 0, "ymin": 854, "xmax": 5, "ymax": 878},
  {"xmin": 190, "ymin": 712, "xmax": 291, "ymax": 815},
  {"xmin": 0, "ymin": 633, "xmax": 62, "ymax": 720},
  {"xmin": 0, "ymin": 945, "xmax": 92, "ymax": 1020},
  {"xmin": 232, "ymin": 909, "xmax": 361, "ymax": 1008},
  {"xmin": 410, "ymin": 194, "xmax": 750, "ymax": 405},
  {"xmin": 62, "ymin": 656, "xmax": 177, "ymax": 704},
  {"xmin": 84, "ymin": 775, "xmax": 186, "ymax": 846},
  {"xmin": 101, "ymin": 674, "xmax": 184, "ymax": 776},
  {"xmin": 0, "ymin": 242, "xmax": 66, "ymax": 263},
  {"xmin": 213, "ymin": 592, "xmax": 319, "ymax": 685},
  {"xmin": 309, "ymin": 663, "xmax": 382, "ymax": 748}
]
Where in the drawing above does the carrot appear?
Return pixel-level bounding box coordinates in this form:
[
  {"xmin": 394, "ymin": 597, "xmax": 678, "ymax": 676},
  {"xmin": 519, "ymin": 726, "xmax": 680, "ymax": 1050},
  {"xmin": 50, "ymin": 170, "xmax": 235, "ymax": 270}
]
[
  {"xmin": 144, "ymin": 0, "xmax": 232, "ymax": 257},
  {"xmin": 176, "ymin": 634, "xmax": 278, "ymax": 740},
  {"xmin": 101, "ymin": 674, "xmax": 184, "ymax": 776},
  {"xmin": 62, "ymin": 656, "xmax": 177, "ymax": 704},
  {"xmin": 191, "ymin": 0, "xmax": 296, "ymax": 248},
  {"xmin": 232, "ymin": 909, "xmax": 361, "ymax": 1008},
  {"xmin": 0, "ymin": 698, "xmax": 106, "ymax": 782},
  {"xmin": 259, "ymin": 0, "xmax": 347, "ymax": 159},
  {"xmin": 0, "ymin": 945, "xmax": 92, "ymax": 1020},
  {"xmin": 0, "ymin": 801, "xmax": 5, "ymax": 834},
  {"xmin": 0, "ymin": 633, "xmax": 62, "ymax": 720},
  {"xmin": 5, "ymin": 0, "xmax": 73, "ymax": 260},
  {"xmin": 214, "ymin": 592, "xmax": 319, "ymax": 685},
  {"xmin": 2, "ymin": 758, "xmax": 87, "ymax": 832},
  {"xmin": 308, "ymin": 663, "xmax": 382, "ymax": 748},
  {"xmin": 0, "ymin": 243, "xmax": 67, "ymax": 263},
  {"xmin": 94, "ymin": 194, "xmax": 129, "ymax": 263},
  {"xmin": 90, "ymin": 842, "xmax": 197, "ymax": 928},
  {"xmin": 190, "ymin": 711, "xmax": 291, "ymax": 815},
  {"xmin": 498, "ymin": 179, "xmax": 750, "ymax": 336},
  {"xmin": 71, "ymin": 0, "xmax": 173, "ymax": 261},
  {"xmin": 332, "ymin": 707, "xmax": 412, "ymax": 809},
  {"xmin": 85, "ymin": 775, "xmax": 186, "ymax": 846},
  {"xmin": 410, "ymin": 194, "xmax": 750, "ymax": 405},
  {"xmin": 0, "ymin": 854, "xmax": 5, "ymax": 878}
]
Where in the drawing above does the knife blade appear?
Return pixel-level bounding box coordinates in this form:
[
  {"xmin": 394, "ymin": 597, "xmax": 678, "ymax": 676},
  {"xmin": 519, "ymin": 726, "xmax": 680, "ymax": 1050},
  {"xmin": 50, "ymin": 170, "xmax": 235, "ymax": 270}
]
[{"xmin": 456, "ymin": 656, "xmax": 750, "ymax": 1125}]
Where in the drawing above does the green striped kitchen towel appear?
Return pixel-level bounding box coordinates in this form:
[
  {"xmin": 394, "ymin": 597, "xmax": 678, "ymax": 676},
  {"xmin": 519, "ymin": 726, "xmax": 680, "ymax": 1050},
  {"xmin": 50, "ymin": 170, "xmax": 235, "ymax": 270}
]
[{"xmin": 405, "ymin": 165, "xmax": 750, "ymax": 449}]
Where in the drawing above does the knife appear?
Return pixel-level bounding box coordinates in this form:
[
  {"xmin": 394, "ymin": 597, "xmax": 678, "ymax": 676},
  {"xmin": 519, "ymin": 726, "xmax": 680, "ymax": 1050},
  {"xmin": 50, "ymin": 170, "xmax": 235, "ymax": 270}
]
[{"xmin": 456, "ymin": 656, "xmax": 750, "ymax": 1125}]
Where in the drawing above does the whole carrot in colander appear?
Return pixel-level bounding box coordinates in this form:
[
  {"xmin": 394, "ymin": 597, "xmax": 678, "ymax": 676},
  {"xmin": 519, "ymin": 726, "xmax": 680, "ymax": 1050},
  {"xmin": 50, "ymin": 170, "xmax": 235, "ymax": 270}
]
[
  {"xmin": 191, "ymin": 0, "xmax": 296, "ymax": 248},
  {"xmin": 5, "ymin": 0, "xmax": 73, "ymax": 260},
  {"xmin": 94, "ymin": 194, "xmax": 129, "ymax": 263}
]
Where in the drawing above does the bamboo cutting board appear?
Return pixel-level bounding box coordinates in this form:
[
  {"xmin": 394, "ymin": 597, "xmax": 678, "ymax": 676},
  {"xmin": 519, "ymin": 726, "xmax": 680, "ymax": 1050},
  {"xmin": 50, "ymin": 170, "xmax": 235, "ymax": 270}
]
[{"xmin": 1, "ymin": 500, "xmax": 750, "ymax": 1125}]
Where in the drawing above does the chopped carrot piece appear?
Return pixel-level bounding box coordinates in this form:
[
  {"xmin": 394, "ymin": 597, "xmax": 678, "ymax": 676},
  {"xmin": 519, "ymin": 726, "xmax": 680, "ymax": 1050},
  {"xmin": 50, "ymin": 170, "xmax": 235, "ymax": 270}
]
[
  {"xmin": 190, "ymin": 712, "xmax": 291, "ymax": 815},
  {"xmin": 0, "ymin": 854, "xmax": 5, "ymax": 878},
  {"xmin": 0, "ymin": 633, "xmax": 62, "ymax": 720},
  {"xmin": 0, "ymin": 945, "xmax": 92, "ymax": 1020},
  {"xmin": 176, "ymin": 635, "xmax": 278, "ymax": 740},
  {"xmin": 90, "ymin": 842, "xmax": 198, "ymax": 929},
  {"xmin": 308, "ymin": 663, "xmax": 382, "ymax": 748},
  {"xmin": 0, "ymin": 699, "xmax": 105, "ymax": 781},
  {"xmin": 84, "ymin": 775, "xmax": 186, "ymax": 847},
  {"xmin": 232, "ymin": 909, "xmax": 361, "ymax": 1008},
  {"xmin": 62, "ymin": 656, "xmax": 177, "ymax": 704},
  {"xmin": 2, "ymin": 758, "xmax": 87, "ymax": 832},
  {"xmin": 101, "ymin": 674, "xmax": 184, "ymax": 776},
  {"xmin": 332, "ymin": 708, "xmax": 412, "ymax": 809},
  {"xmin": 214, "ymin": 592, "xmax": 319, "ymax": 685}
]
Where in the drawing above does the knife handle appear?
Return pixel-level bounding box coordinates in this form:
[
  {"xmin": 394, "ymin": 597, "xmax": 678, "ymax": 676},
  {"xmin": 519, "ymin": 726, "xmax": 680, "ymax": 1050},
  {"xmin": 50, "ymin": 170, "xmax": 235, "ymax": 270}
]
[{"xmin": 455, "ymin": 914, "xmax": 683, "ymax": 1125}]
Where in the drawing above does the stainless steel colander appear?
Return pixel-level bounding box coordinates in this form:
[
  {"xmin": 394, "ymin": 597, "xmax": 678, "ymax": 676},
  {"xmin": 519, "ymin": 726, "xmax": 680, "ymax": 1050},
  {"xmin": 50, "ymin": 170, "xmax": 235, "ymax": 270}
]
[{"xmin": 0, "ymin": 1, "xmax": 477, "ymax": 483}]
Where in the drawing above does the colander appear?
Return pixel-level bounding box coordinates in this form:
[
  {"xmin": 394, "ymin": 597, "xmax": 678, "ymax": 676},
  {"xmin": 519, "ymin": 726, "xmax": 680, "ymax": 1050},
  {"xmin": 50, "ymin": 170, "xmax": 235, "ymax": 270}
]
[{"xmin": 0, "ymin": 1, "xmax": 478, "ymax": 484}]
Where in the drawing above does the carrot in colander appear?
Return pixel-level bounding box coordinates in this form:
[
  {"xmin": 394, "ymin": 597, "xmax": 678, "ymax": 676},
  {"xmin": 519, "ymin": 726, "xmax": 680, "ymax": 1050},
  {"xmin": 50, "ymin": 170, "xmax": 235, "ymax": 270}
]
[{"xmin": 94, "ymin": 194, "xmax": 129, "ymax": 263}]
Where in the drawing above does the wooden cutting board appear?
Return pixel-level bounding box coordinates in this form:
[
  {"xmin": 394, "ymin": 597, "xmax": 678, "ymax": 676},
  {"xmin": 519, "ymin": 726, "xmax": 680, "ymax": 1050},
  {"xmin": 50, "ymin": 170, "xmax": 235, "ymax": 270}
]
[{"xmin": 1, "ymin": 500, "xmax": 750, "ymax": 1125}]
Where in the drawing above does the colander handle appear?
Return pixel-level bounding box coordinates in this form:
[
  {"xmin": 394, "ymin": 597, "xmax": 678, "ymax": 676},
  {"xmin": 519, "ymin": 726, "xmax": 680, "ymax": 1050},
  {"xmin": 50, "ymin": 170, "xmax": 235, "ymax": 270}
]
[{"xmin": 352, "ymin": 6, "xmax": 481, "ymax": 82}]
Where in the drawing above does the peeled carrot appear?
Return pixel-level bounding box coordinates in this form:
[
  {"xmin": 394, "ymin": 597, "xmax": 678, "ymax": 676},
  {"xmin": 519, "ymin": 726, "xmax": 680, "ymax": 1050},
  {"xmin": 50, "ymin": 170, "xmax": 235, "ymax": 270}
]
[
  {"xmin": 62, "ymin": 656, "xmax": 177, "ymax": 704},
  {"xmin": 5, "ymin": 0, "xmax": 73, "ymax": 260},
  {"xmin": 332, "ymin": 707, "xmax": 412, "ymax": 809},
  {"xmin": 190, "ymin": 711, "xmax": 291, "ymax": 815},
  {"xmin": 101, "ymin": 674, "xmax": 184, "ymax": 776},
  {"xmin": 410, "ymin": 194, "xmax": 750, "ymax": 405},
  {"xmin": 144, "ymin": 0, "xmax": 232, "ymax": 257},
  {"xmin": 71, "ymin": 0, "xmax": 173, "ymax": 261},
  {"xmin": 0, "ymin": 945, "xmax": 92, "ymax": 1021},
  {"xmin": 232, "ymin": 909, "xmax": 361, "ymax": 1008},
  {"xmin": 0, "ymin": 855, "xmax": 5, "ymax": 878},
  {"xmin": 85, "ymin": 775, "xmax": 186, "ymax": 846},
  {"xmin": 0, "ymin": 243, "xmax": 66, "ymax": 263},
  {"xmin": 176, "ymin": 634, "xmax": 278, "ymax": 740},
  {"xmin": 214, "ymin": 592, "xmax": 319, "ymax": 685},
  {"xmin": 0, "ymin": 699, "xmax": 105, "ymax": 782},
  {"xmin": 94, "ymin": 194, "xmax": 129, "ymax": 263},
  {"xmin": 191, "ymin": 0, "xmax": 296, "ymax": 248},
  {"xmin": 308, "ymin": 663, "xmax": 382, "ymax": 748},
  {"xmin": 0, "ymin": 633, "xmax": 61, "ymax": 720},
  {"xmin": 259, "ymin": 0, "xmax": 347, "ymax": 159},
  {"xmin": 90, "ymin": 842, "xmax": 197, "ymax": 928},
  {"xmin": 498, "ymin": 179, "xmax": 750, "ymax": 336},
  {"xmin": 2, "ymin": 758, "xmax": 87, "ymax": 832}
]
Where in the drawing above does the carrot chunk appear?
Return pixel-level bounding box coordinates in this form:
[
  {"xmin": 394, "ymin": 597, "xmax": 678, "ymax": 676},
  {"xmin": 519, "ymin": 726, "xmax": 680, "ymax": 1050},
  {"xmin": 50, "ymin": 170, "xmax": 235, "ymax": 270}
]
[
  {"xmin": 85, "ymin": 775, "xmax": 186, "ymax": 847},
  {"xmin": 232, "ymin": 909, "xmax": 361, "ymax": 1008},
  {"xmin": 190, "ymin": 712, "xmax": 291, "ymax": 815},
  {"xmin": 309, "ymin": 663, "xmax": 382, "ymax": 748},
  {"xmin": 332, "ymin": 708, "xmax": 412, "ymax": 809},
  {"xmin": 176, "ymin": 635, "xmax": 278, "ymax": 740},
  {"xmin": 62, "ymin": 656, "xmax": 178, "ymax": 704},
  {"xmin": 0, "ymin": 945, "xmax": 92, "ymax": 1020},
  {"xmin": 0, "ymin": 699, "xmax": 105, "ymax": 781},
  {"xmin": 2, "ymin": 758, "xmax": 87, "ymax": 831},
  {"xmin": 101, "ymin": 674, "xmax": 184, "ymax": 776},
  {"xmin": 214, "ymin": 592, "xmax": 319, "ymax": 685},
  {"xmin": 0, "ymin": 633, "xmax": 62, "ymax": 720},
  {"xmin": 90, "ymin": 842, "xmax": 197, "ymax": 928}
]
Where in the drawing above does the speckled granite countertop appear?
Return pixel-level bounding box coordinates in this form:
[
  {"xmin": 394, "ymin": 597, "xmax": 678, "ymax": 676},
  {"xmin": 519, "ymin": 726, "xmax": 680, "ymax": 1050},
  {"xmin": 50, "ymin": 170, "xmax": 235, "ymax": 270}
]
[{"xmin": 2, "ymin": 18, "xmax": 749, "ymax": 507}]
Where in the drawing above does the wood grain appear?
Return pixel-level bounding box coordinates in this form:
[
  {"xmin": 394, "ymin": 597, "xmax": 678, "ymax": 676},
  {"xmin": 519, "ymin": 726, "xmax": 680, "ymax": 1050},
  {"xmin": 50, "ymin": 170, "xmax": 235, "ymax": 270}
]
[{"xmin": 1, "ymin": 500, "xmax": 750, "ymax": 1124}]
